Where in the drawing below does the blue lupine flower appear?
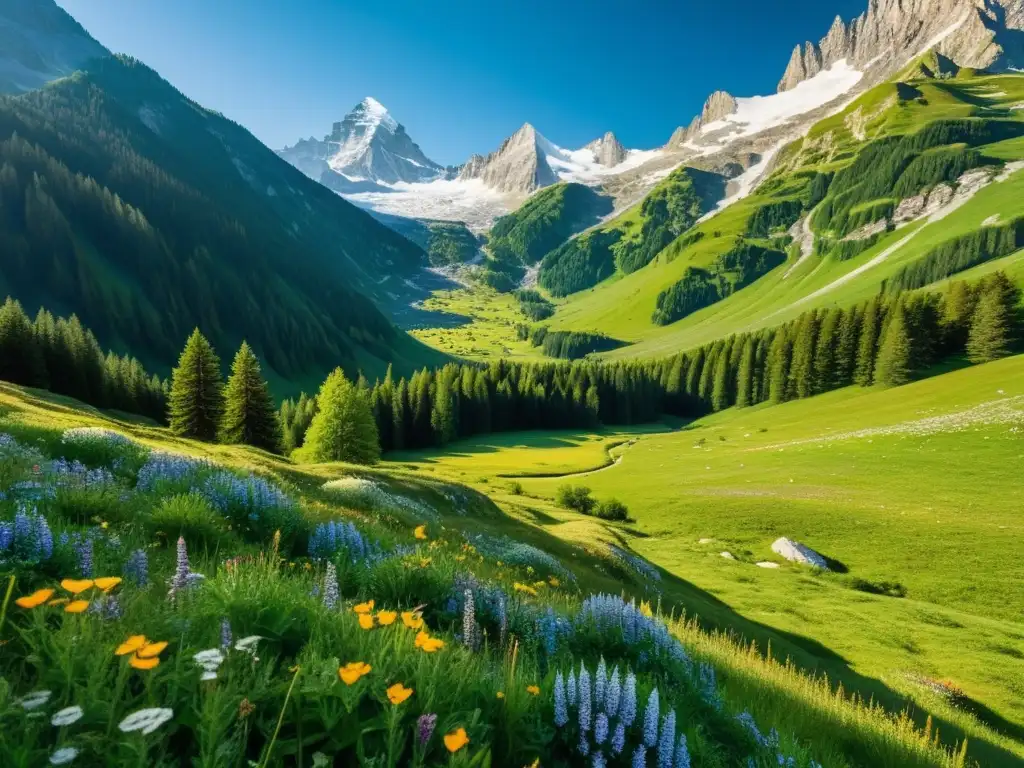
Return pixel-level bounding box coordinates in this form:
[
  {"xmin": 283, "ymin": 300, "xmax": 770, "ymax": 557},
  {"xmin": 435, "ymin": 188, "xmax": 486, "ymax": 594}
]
[
  {"xmin": 36, "ymin": 516, "xmax": 53, "ymax": 560},
  {"xmin": 322, "ymin": 562, "xmax": 339, "ymax": 609},
  {"xmin": 568, "ymin": 669, "xmax": 578, "ymax": 708},
  {"xmin": 611, "ymin": 722, "xmax": 626, "ymax": 755},
  {"xmin": 76, "ymin": 538, "xmax": 94, "ymax": 578},
  {"xmin": 308, "ymin": 520, "xmax": 381, "ymax": 563},
  {"xmin": 169, "ymin": 536, "xmax": 191, "ymax": 600},
  {"xmin": 592, "ymin": 752, "xmax": 606, "ymax": 768},
  {"xmin": 621, "ymin": 671, "xmax": 638, "ymax": 727},
  {"xmin": 643, "ymin": 688, "xmax": 660, "ymax": 748},
  {"xmin": 675, "ymin": 734, "xmax": 690, "ymax": 768},
  {"xmin": 0, "ymin": 522, "xmax": 12, "ymax": 551},
  {"xmin": 575, "ymin": 594, "xmax": 690, "ymax": 671},
  {"xmin": 497, "ymin": 594, "xmax": 508, "ymax": 647},
  {"xmin": 124, "ymin": 549, "xmax": 148, "ymax": 587},
  {"xmin": 657, "ymin": 709, "xmax": 676, "ymax": 768},
  {"xmin": 220, "ymin": 618, "xmax": 233, "ymax": 650},
  {"xmin": 595, "ymin": 712, "xmax": 609, "ymax": 746},
  {"xmin": 595, "ymin": 657, "xmax": 607, "ymax": 708},
  {"xmin": 462, "ymin": 589, "xmax": 478, "ymax": 650},
  {"xmin": 579, "ymin": 729, "xmax": 591, "ymax": 757},
  {"xmin": 578, "ymin": 664, "xmax": 592, "ymax": 733},
  {"xmin": 736, "ymin": 712, "xmax": 769, "ymax": 748},
  {"xmin": 537, "ymin": 606, "xmax": 565, "ymax": 656},
  {"xmin": 632, "ymin": 745, "xmax": 647, "ymax": 768},
  {"xmin": 698, "ymin": 663, "xmax": 721, "ymax": 709},
  {"xmin": 554, "ymin": 672, "xmax": 568, "ymax": 727},
  {"xmin": 605, "ymin": 666, "xmax": 621, "ymax": 718}
]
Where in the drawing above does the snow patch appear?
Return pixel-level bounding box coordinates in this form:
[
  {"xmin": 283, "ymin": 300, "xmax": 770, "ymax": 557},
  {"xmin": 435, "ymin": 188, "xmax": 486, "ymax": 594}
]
[
  {"xmin": 346, "ymin": 178, "xmax": 510, "ymax": 233},
  {"xmin": 538, "ymin": 132, "xmax": 665, "ymax": 184},
  {"xmin": 695, "ymin": 60, "xmax": 864, "ymax": 148},
  {"xmin": 700, "ymin": 142, "xmax": 784, "ymax": 221}
]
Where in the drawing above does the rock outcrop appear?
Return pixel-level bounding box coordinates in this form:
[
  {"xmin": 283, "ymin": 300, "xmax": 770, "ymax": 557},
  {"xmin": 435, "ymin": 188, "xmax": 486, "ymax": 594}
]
[
  {"xmin": 664, "ymin": 90, "xmax": 738, "ymax": 149},
  {"xmin": 457, "ymin": 123, "xmax": 558, "ymax": 194},
  {"xmin": 770, "ymin": 537, "xmax": 829, "ymax": 569},
  {"xmin": 778, "ymin": 0, "xmax": 1024, "ymax": 92},
  {"xmin": 584, "ymin": 131, "xmax": 628, "ymax": 167}
]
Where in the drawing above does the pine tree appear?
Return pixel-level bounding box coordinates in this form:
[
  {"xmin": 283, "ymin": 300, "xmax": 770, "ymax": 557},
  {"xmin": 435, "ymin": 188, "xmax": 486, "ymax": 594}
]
[
  {"xmin": 966, "ymin": 282, "xmax": 1015, "ymax": 363},
  {"xmin": 790, "ymin": 311, "xmax": 819, "ymax": 399},
  {"xmin": 854, "ymin": 298, "xmax": 881, "ymax": 386},
  {"xmin": 304, "ymin": 368, "xmax": 380, "ymax": 464},
  {"xmin": 874, "ymin": 303, "xmax": 913, "ymax": 387},
  {"xmin": 168, "ymin": 329, "xmax": 224, "ymax": 440},
  {"xmin": 391, "ymin": 378, "xmax": 409, "ymax": 451},
  {"xmin": 220, "ymin": 342, "xmax": 280, "ymax": 452},
  {"xmin": 711, "ymin": 347, "xmax": 731, "ymax": 412},
  {"xmin": 431, "ymin": 368, "xmax": 458, "ymax": 446},
  {"xmin": 0, "ymin": 297, "xmax": 46, "ymax": 387},
  {"xmin": 834, "ymin": 307, "xmax": 860, "ymax": 387},
  {"xmin": 735, "ymin": 337, "xmax": 756, "ymax": 408},
  {"xmin": 768, "ymin": 327, "xmax": 792, "ymax": 403},
  {"xmin": 813, "ymin": 308, "xmax": 841, "ymax": 394}
]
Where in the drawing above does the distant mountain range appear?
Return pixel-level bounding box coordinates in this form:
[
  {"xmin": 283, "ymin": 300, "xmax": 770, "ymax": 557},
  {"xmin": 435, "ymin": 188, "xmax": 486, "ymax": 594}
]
[{"xmin": 277, "ymin": 0, "xmax": 1024, "ymax": 233}]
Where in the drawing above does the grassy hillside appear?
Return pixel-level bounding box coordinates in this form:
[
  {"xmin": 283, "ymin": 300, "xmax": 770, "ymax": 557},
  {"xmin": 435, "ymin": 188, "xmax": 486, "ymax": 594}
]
[
  {"xmin": 388, "ymin": 354, "xmax": 1024, "ymax": 766},
  {"xmin": 488, "ymin": 182, "xmax": 613, "ymax": 265},
  {"xmin": 0, "ymin": 52, "xmax": 445, "ymax": 392},
  {"xmin": 0, "ymin": 370, "xmax": 1009, "ymax": 767}
]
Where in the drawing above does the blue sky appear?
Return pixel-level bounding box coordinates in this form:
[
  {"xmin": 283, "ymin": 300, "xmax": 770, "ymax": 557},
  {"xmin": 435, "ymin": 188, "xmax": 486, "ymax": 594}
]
[{"xmin": 57, "ymin": 0, "xmax": 866, "ymax": 165}]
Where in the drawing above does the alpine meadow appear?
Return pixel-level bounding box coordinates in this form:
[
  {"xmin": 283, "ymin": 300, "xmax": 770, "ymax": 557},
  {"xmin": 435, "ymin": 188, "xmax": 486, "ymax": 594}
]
[{"xmin": 2, "ymin": 1, "xmax": 1024, "ymax": 767}]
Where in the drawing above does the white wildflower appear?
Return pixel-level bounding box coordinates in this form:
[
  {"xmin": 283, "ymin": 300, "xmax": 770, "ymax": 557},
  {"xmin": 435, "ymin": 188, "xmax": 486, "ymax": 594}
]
[
  {"xmin": 49, "ymin": 747, "xmax": 79, "ymax": 765},
  {"xmin": 20, "ymin": 690, "xmax": 52, "ymax": 710},
  {"xmin": 234, "ymin": 635, "xmax": 262, "ymax": 654},
  {"xmin": 118, "ymin": 707, "xmax": 174, "ymax": 735},
  {"xmin": 51, "ymin": 705, "xmax": 84, "ymax": 727}
]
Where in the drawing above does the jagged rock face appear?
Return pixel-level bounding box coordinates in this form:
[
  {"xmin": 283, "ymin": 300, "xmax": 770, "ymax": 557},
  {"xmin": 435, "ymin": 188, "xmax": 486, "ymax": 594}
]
[
  {"xmin": 585, "ymin": 131, "xmax": 628, "ymax": 166},
  {"xmin": 0, "ymin": 0, "xmax": 108, "ymax": 93},
  {"xmin": 278, "ymin": 97, "xmax": 443, "ymax": 186},
  {"xmin": 457, "ymin": 123, "xmax": 558, "ymax": 194},
  {"xmin": 778, "ymin": 0, "xmax": 1024, "ymax": 92},
  {"xmin": 664, "ymin": 90, "xmax": 737, "ymax": 149}
]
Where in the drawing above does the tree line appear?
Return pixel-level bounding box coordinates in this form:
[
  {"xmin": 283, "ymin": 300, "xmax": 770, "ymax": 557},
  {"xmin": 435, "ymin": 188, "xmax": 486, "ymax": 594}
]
[{"xmin": 0, "ymin": 297, "xmax": 167, "ymax": 422}]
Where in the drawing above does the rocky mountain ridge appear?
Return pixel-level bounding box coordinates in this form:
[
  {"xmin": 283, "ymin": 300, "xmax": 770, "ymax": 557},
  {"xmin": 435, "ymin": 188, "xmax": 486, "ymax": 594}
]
[{"xmin": 778, "ymin": 0, "xmax": 1024, "ymax": 91}]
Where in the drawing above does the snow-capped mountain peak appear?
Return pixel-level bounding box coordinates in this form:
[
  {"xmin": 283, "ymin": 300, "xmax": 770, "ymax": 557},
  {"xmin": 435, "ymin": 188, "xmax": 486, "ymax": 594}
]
[{"xmin": 278, "ymin": 97, "xmax": 443, "ymax": 188}]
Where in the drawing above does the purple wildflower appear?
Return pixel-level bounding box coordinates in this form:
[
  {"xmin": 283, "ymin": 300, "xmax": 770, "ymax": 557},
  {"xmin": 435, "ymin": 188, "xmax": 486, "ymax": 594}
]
[{"xmin": 417, "ymin": 713, "xmax": 437, "ymax": 747}]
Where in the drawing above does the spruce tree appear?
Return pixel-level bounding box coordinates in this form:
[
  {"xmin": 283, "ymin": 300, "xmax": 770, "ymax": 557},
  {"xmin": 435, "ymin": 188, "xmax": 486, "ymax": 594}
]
[
  {"xmin": 711, "ymin": 348, "xmax": 731, "ymax": 412},
  {"xmin": 834, "ymin": 307, "xmax": 860, "ymax": 387},
  {"xmin": 874, "ymin": 303, "xmax": 913, "ymax": 387},
  {"xmin": 790, "ymin": 311, "xmax": 819, "ymax": 399},
  {"xmin": 304, "ymin": 368, "xmax": 380, "ymax": 464},
  {"xmin": 168, "ymin": 329, "xmax": 224, "ymax": 441},
  {"xmin": 854, "ymin": 298, "xmax": 881, "ymax": 386},
  {"xmin": 813, "ymin": 309, "xmax": 841, "ymax": 394},
  {"xmin": 391, "ymin": 379, "xmax": 409, "ymax": 451},
  {"xmin": 220, "ymin": 341, "xmax": 280, "ymax": 452},
  {"xmin": 431, "ymin": 368, "xmax": 458, "ymax": 446},
  {"xmin": 736, "ymin": 337, "xmax": 756, "ymax": 408},
  {"xmin": 768, "ymin": 327, "xmax": 793, "ymax": 403},
  {"xmin": 0, "ymin": 297, "xmax": 46, "ymax": 387},
  {"xmin": 967, "ymin": 283, "xmax": 1015, "ymax": 363}
]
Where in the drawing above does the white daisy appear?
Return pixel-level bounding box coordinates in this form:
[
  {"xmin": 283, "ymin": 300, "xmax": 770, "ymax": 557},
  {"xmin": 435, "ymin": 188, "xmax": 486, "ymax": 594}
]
[
  {"xmin": 51, "ymin": 706, "xmax": 84, "ymax": 727},
  {"xmin": 234, "ymin": 635, "xmax": 262, "ymax": 653},
  {"xmin": 193, "ymin": 649, "xmax": 225, "ymax": 666},
  {"xmin": 118, "ymin": 707, "xmax": 174, "ymax": 735},
  {"xmin": 20, "ymin": 690, "xmax": 52, "ymax": 710},
  {"xmin": 49, "ymin": 747, "xmax": 79, "ymax": 765}
]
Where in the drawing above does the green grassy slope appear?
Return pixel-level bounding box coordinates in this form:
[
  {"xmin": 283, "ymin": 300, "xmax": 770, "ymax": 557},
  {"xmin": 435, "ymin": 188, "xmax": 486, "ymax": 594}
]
[
  {"xmin": 0, "ymin": 370, "xmax": 1013, "ymax": 766},
  {"xmin": 545, "ymin": 72, "xmax": 1024, "ymax": 359},
  {"xmin": 392, "ymin": 354, "xmax": 1024, "ymax": 765}
]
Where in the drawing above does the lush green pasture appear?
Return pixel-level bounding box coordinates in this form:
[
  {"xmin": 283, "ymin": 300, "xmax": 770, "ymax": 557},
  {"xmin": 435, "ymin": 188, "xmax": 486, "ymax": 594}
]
[{"xmin": 404, "ymin": 356, "xmax": 1024, "ymax": 764}]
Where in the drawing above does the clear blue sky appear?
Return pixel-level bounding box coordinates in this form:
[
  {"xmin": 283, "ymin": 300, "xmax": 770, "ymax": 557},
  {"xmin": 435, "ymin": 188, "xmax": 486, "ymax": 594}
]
[{"xmin": 57, "ymin": 0, "xmax": 866, "ymax": 165}]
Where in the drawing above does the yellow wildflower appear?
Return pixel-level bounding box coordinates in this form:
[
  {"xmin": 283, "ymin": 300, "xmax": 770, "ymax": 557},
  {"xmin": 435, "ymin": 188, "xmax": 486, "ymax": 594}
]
[
  {"xmin": 639, "ymin": 600, "xmax": 653, "ymax": 618},
  {"xmin": 15, "ymin": 588, "xmax": 54, "ymax": 609},
  {"xmin": 47, "ymin": 598, "xmax": 69, "ymax": 607},
  {"xmin": 401, "ymin": 611, "xmax": 424, "ymax": 629},
  {"xmin": 386, "ymin": 682, "xmax": 413, "ymax": 705},
  {"xmin": 353, "ymin": 600, "xmax": 375, "ymax": 614},
  {"xmin": 455, "ymin": 555, "xmax": 466, "ymax": 562},
  {"xmin": 496, "ymin": 691, "xmax": 505, "ymax": 699},
  {"xmin": 94, "ymin": 577, "xmax": 122, "ymax": 592},
  {"xmin": 129, "ymin": 656, "xmax": 160, "ymax": 670},
  {"xmin": 338, "ymin": 661, "xmax": 371, "ymax": 685},
  {"xmin": 413, "ymin": 525, "xmax": 428, "ymax": 540},
  {"xmin": 137, "ymin": 641, "xmax": 168, "ymax": 659},
  {"xmin": 514, "ymin": 582, "xmax": 538, "ymax": 597},
  {"xmin": 64, "ymin": 600, "xmax": 89, "ymax": 613},
  {"xmin": 526, "ymin": 685, "xmax": 540, "ymax": 696},
  {"xmin": 377, "ymin": 610, "xmax": 398, "ymax": 626},
  {"xmin": 444, "ymin": 727, "xmax": 469, "ymax": 753},
  {"xmin": 358, "ymin": 614, "xmax": 375, "ymax": 630},
  {"xmin": 60, "ymin": 579, "xmax": 94, "ymax": 595},
  {"xmin": 115, "ymin": 635, "xmax": 148, "ymax": 656},
  {"xmin": 548, "ymin": 577, "xmax": 560, "ymax": 588}
]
